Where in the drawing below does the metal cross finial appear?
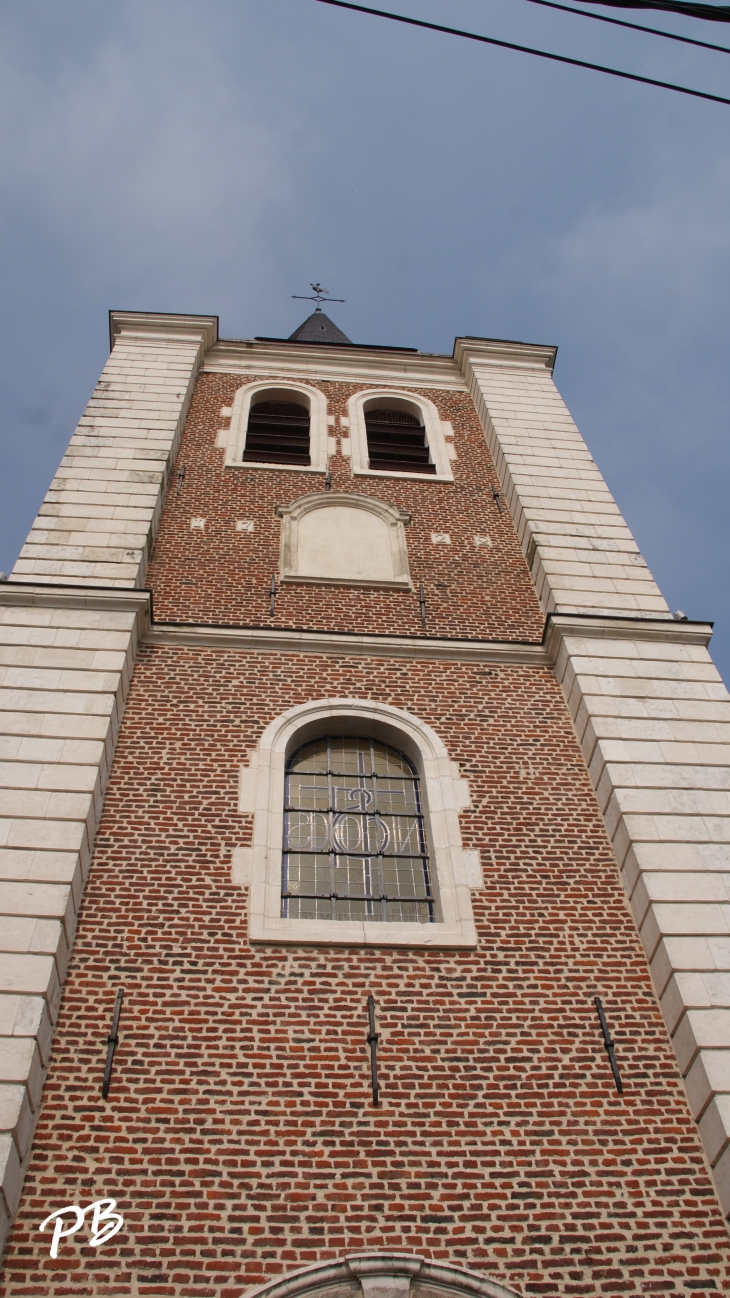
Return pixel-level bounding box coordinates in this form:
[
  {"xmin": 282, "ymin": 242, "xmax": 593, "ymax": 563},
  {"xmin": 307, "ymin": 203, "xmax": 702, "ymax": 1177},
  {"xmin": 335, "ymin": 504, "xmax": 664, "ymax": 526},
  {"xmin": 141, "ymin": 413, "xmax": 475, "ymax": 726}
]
[{"xmin": 292, "ymin": 282, "xmax": 346, "ymax": 313}]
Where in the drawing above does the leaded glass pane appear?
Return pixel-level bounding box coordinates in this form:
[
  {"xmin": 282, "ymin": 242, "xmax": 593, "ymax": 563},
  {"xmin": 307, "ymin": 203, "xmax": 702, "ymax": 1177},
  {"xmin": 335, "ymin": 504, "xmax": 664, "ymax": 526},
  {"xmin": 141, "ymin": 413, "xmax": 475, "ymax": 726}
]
[{"xmin": 282, "ymin": 737, "xmax": 436, "ymax": 923}]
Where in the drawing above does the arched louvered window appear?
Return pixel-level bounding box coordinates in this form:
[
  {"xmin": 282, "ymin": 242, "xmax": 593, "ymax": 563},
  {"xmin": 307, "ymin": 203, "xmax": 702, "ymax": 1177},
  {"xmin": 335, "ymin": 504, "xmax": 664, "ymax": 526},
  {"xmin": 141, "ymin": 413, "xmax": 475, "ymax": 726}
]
[
  {"xmin": 243, "ymin": 399, "xmax": 311, "ymax": 466},
  {"xmin": 282, "ymin": 736, "xmax": 436, "ymax": 923},
  {"xmin": 365, "ymin": 407, "xmax": 435, "ymax": 474}
]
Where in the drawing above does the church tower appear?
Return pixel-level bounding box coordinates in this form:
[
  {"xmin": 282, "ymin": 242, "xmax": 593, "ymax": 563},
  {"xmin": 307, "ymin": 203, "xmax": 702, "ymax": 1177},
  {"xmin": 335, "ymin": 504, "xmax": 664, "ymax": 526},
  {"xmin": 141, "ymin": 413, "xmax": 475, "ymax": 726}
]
[{"xmin": 0, "ymin": 307, "xmax": 729, "ymax": 1295}]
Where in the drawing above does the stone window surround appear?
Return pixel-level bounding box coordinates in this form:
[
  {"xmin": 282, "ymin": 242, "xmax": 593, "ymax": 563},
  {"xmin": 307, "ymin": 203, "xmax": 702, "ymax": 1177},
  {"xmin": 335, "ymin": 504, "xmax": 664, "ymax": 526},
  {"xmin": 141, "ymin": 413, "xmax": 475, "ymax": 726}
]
[
  {"xmin": 346, "ymin": 389, "xmax": 455, "ymax": 481},
  {"xmin": 218, "ymin": 379, "xmax": 329, "ymax": 472},
  {"xmin": 274, "ymin": 492, "xmax": 412, "ymax": 589},
  {"xmin": 236, "ymin": 697, "xmax": 481, "ymax": 948}
]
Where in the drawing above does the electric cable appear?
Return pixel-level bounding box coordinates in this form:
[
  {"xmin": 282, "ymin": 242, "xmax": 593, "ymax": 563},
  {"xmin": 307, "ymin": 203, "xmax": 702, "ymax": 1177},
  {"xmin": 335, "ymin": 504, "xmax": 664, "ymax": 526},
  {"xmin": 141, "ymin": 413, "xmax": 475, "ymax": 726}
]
[
  {"xmin": 577, "ymin": 0, "xmax": 730, "ymax": 23},
  {"xmin": 313, "ymin": 0, "xmax": 730, "ymax": 103},
  {"xmin": 521, "ymin": 0, "xmax": 730, "ymax": 54}
]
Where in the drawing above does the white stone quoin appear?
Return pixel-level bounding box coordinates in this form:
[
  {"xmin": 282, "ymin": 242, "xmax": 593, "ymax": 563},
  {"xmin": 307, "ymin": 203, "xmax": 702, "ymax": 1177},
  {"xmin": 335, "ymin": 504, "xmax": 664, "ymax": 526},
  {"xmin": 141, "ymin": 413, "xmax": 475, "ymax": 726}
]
[
  {"xmin": 457, "ymin": 335, "xmax": 730, "ymax": 1216},
  {"xmin": 12, "ymin": 314, "xmax": 217, "ymax": 588},
  {"xmin": 0, "ymin": 313, "xmax": 215, "ymax": 1249}
]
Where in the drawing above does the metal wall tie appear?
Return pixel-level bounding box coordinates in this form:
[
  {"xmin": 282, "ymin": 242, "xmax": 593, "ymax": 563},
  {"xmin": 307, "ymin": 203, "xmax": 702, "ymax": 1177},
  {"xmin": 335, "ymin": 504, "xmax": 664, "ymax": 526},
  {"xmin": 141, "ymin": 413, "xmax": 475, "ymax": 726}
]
[
  {"xmin": 594, "ymin": 996, "xmax": 623, "ymax": 1094},
  {"xmin": 102, "ymin": 988, "xmax": 124, "ymax": 1100},
  {"xmin": 367, "ymin": 994, "xmax": 380, "ymax": 1106}
]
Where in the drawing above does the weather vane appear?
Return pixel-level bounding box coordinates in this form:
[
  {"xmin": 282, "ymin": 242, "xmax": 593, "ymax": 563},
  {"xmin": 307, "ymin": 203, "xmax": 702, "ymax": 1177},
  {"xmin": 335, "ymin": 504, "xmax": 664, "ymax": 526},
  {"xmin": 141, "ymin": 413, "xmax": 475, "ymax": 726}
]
[{"xmin": 292, "ymin": 283, "xmax": 346, "ymax": 313}]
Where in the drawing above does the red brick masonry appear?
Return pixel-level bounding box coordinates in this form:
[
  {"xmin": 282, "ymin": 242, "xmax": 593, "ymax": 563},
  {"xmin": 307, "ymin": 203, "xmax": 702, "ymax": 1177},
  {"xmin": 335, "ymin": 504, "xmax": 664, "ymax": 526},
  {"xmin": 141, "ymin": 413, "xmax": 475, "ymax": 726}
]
[
  {"xmin": 3, "ymin": 649, "xmax": 728, "ymax": 1298},
  {"xmin": 146, "ymin": 374, "xmax": 545, "ymax": 643}
]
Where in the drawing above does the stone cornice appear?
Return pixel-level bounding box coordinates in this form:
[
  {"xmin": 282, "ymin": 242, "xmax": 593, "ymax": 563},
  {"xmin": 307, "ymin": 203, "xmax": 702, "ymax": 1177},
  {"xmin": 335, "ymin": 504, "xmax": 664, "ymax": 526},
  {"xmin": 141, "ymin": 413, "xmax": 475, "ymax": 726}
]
[
  {"xmin": 146, "ymin": 622, "xmax": 549, "ymax": 665},
  {"xmin": 109, "ymin": 310, "xmax": 219, "ymax": 352},
  {"xmin": 0, "ymin": 582, "xmax": 152, "ymax": 640},
  {"xmin": 454, "ymin": 336, "xmax": 558, "ymax": 373},
  {"xmin": 202, "ymin": 339, "xmax": 467, "ymax": 390},
  {"xmin": 2, "ymin": 588, "xmax": 713, "ymax": 665},
  {"xmin": 544, "ymin": 611, "xmax": 713, "ymax": 661},
  {"xmin": 0, "ymin": 583, "xmax": 152, "ymax": 615}
]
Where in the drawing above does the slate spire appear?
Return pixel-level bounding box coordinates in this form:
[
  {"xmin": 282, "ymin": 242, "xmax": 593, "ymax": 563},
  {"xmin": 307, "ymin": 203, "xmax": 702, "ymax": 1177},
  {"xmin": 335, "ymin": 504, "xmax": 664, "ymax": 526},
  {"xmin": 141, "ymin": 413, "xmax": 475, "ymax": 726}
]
[{"xmin": 288, "ymin": 309, "xmax": 352, "ymax": 345}]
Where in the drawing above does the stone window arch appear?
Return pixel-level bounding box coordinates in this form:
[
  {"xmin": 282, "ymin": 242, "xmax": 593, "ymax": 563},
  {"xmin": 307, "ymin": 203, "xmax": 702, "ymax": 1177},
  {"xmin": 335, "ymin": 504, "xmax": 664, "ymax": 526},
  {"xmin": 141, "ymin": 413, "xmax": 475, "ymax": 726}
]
[
  {"xmin": 347, "ymin": 389, "xmax": 455, "ymax": 481},
  {"xmin": 241, "ymin": 1253, "xmax": 520, "ymax": 1298},
  {"xmin": 235, "ymin": 698, "xmax": 483, "ymax": 948},
  {"xmin": 275, "ymin": 492, "xmax": 411, "ymax": 588},
  {"xmin": 218, "ymin": 380, "xmax": 329, "ymax": 472}
]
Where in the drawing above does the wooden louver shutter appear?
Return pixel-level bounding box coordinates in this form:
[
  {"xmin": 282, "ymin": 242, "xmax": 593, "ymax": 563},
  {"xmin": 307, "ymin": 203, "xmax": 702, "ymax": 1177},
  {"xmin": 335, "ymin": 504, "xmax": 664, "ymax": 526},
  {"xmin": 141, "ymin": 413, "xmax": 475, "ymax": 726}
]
[
  {"xmin": 365, "ymin": 408, "xmax": 435, "ymax": 474},
  {"xmin": 244, "ymin": 400, "xmax": 311, "ymax": 466}
]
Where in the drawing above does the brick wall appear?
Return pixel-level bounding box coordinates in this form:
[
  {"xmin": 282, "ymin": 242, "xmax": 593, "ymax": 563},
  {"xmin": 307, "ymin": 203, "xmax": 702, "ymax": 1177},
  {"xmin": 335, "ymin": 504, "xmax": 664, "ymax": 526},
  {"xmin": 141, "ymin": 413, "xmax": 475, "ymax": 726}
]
[
  {"xmin": 146, "ymin": 374, "xmax": 544, "ymax": 643},
  {"xmin": 3, "ymin": 645, "xmax": 728, "ymax": 1298}
]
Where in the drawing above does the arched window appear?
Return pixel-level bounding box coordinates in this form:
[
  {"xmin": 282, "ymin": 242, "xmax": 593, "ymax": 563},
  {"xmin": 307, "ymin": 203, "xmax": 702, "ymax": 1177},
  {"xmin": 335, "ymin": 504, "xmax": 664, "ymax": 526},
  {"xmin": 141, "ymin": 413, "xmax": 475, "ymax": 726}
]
[
  {"xmin": 243, "ymin": 399, "xmax": 311, "ymax": 466},
  {"xmin": 282, "ymin": 736, "xmax": 436, "ymax": 923},
  {"xmin": 365, "ymin": 407, "xmax": 435, "ymax": 474},
  {"xmin": 238, "ymin": 697, "xmax": 480, "ymax": 948},
  {"xmin": 346, "ymin": 390, "xmax": 454, "ymax": 480},
  {"xmin": 219, "ymin": 382, "xmax": 329, "ymax": 472}
]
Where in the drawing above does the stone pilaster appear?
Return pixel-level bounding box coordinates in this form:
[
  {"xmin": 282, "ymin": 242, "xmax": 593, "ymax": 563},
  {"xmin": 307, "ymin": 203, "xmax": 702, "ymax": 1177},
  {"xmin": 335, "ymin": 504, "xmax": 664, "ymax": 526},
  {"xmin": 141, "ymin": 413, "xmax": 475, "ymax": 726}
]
[
  {"xmin": 0, "ymin": 314, "xmax": 216, "ymax": 1245},
  {"xmin": 459, "ymin": 336, "xmax": 730, "ymax": 1216}
]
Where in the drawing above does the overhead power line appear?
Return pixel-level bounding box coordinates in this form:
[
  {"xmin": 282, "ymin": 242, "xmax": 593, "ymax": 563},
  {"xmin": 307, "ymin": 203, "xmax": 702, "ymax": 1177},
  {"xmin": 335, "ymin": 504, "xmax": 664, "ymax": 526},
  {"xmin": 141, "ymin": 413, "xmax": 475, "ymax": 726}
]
[
  {"xmin": 313, "ymin": 0, "xmax": 730, "ymax": 104},
  {"xmin": 523, "ymin": 0, "xmax": 730, "ymax": 54},
  {"xmin": 577, "ymin": 0, "xmax": 730, "ymax": 22}
]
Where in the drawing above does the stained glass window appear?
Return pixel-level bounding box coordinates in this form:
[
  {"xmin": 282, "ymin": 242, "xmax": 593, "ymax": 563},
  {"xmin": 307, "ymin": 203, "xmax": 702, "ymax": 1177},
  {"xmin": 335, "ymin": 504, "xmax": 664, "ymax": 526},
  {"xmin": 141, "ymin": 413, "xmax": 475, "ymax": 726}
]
[{"xmin": 282, "ymin": 737, "xmax": 436, "ymax": 923}]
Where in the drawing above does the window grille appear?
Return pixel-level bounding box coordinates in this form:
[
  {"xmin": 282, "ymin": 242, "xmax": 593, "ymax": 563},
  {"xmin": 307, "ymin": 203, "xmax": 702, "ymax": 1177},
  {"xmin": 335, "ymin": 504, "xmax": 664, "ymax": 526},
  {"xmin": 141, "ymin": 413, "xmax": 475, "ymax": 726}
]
[
  {"xmin": 282, "ymin": 736, "xmax": 436, "ymax": 923},
  {"xmin": 244, "ymin": 399, "xmax": 311, "ymax": 466},
  {"xmin": 365, "ymin": 407, "xmax": 435, "ymax": 474}
]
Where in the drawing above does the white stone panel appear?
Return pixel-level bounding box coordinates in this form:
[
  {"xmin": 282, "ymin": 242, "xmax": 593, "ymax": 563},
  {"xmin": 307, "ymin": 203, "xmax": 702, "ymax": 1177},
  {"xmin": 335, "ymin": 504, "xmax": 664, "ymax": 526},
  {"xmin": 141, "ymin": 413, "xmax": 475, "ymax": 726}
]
[
  {"xmin": 0, "ymin": 1134, "xmax": 22, "ymax": 1217},
  {"xmin": 277, "ymin": 494, "xmax": 411, "ymax": 589},
  {"xmin": 712, "ymin": 1141, "xmax": 730, "ymax": 1215},
  {"xmin": 0, "ymin": 1085, "xmax": 32, "ymax": 1159},
  {"xmin": 299, "ymin": 507, "xmax": 394, "ymax": 582},
  {"xmin": 673, "ymin": 1009, "xmax": 730, "ymax": 1074},
  {"xmin": 704, "ymin": 1094, "xmax": 730, "ymax": 1165}
]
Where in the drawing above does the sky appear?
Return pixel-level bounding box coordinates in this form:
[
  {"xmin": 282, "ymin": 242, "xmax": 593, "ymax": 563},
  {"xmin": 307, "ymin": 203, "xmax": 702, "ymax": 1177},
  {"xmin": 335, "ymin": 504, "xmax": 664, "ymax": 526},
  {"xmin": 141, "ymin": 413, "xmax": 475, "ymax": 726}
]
[{"xmin": 0, "ymin": 0, "xmax": 728, "ymax": 680}]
